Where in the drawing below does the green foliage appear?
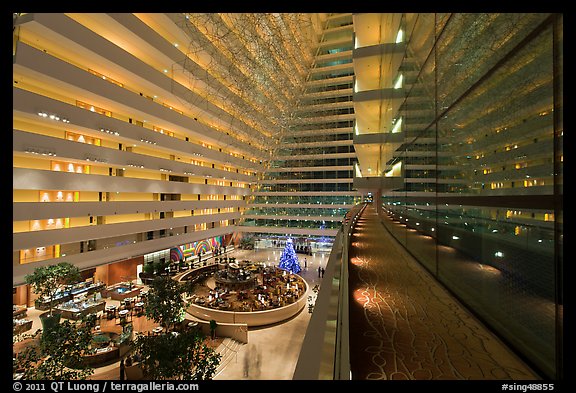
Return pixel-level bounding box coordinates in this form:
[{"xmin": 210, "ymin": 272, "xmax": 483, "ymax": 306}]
[
  {"xmin": 135, "ymin": 276, "xmax": 220, "ymax": 380},
  {"xmin": 24, "ymin": 262, "xmax": 81, "ymax": 317},
  {"xmin": 116, "ymin": 323, "xmax": 133, "ymax": 345},
  {"xmin": 209, "ymin": 319, "xmax": 218, "ymax": 339},
  {"xmin": 182, "ymin": 279, "xmax": 197, "ymax": 299},
  {"xmin": 153, "ymin": 260, "xmax": 170, "ymax": 275},
  {"xmin": 144, "ymin": 276, "xmax": 185, "ymax": 332},
  {"xmin": 13, "ymin": 317, "xmax": 94, "ymax": 380},
  {"xmin": 240, "ymin": 235, "xmax": 255, "ymax": 250},
  {"xmin": 131, "ymin": 330, "xmax": 220, "ymax": 380},
  {"xmin": 143, "ymin": 262, "xmax": 154, "ymax": 274}
]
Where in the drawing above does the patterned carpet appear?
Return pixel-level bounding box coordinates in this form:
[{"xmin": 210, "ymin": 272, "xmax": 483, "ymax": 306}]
[{"xmin": 347, "ymin": 205, "xmax": 539, "ymax": 380}]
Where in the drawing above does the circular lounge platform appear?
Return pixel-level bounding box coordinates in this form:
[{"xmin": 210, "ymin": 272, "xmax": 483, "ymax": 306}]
[{"xmin": 177, "ymin": 262, "xmax": 308, "ymax": 327}]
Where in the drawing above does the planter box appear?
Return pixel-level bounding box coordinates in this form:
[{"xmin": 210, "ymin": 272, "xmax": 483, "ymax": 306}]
[
  {"xmin": 13, "ymin": 320, "xmax": 32, "ymax": 335},
  {"xmin": 57, "ymin": 301, "xmax": 106, "ymax": 320},
  {"xmin": 102, "ymin": 284, "xmax": 141, "ymax": 301}
]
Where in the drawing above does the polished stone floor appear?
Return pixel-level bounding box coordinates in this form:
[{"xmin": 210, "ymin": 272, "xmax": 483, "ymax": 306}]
[
  {"xmin": 16, "ymin": 213, "xmax": 542, "ymax": 381},
  {"xmin": 14, "ymin": 248, "xmax": 327, "ymax": 381},
  {"xmin": 213, "ymin": 248, "xmax": 326, "ymax": 380}
]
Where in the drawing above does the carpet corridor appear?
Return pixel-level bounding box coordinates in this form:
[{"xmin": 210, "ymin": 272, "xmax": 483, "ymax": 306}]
[{"xmin": 347, "ymin": 205, "xmax": 538, "ymax": 380}]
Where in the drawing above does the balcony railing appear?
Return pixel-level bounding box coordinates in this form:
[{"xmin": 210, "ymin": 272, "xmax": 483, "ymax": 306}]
[{"xmin": 292, "ymin": 202, "xmax": 366, "ymax": 380}]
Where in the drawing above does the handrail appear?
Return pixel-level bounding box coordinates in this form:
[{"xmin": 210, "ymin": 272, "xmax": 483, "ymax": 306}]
[
  {"xmin": 334, "ymin": 202, "xmax": 366, "ymax": 379},
  {"xmin": 217, "ymin": 340, "xmax": 240, "ymax": 353},
  {"xmin": 292, "ymin": 202, "xmax": 367, "ymax": 380}
]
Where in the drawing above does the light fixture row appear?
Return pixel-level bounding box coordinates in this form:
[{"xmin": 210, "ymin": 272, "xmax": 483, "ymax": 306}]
[
  {"xmin": 100, "ymin": 128, "xmax": 120, "ymax": 136},
  {"xmin": 38, "ymin": 112, "xmax": 70, "ymax": 123},
  {"xmin": 25, "ymin": 147, "xmax": 57, "ymax": 156}
]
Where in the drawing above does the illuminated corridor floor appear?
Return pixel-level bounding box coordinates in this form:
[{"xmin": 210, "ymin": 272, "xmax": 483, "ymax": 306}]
[{"xmin": 347, "ymin": 205, "xmax": 539, "ymax": 380}]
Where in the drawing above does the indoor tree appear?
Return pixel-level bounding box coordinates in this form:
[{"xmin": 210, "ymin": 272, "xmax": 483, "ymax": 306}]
[
  {"xmin": 25, "ymin": 262, "xmax": 81, "ymax": 317},
  {"xmin": 13, "ymin": 316, "xmax": 94, "ymax": 380},
  {"xmin": 131, "ymin": 329, "xmax": 220, "ymax": 380},
  {"xmin": 144, "ymin": 276, "xmax": 186, "ymax": 332},
  {"xmin": 278, "ymin": 238, "xmax": 301, "ymax": 274},
  {"xmin": 24, "ymin": 262, "xmax": 81, "ymax": 332},
  {"xmin": 131, "ymin": 276, "xmax": 221, "ymax": 379}
]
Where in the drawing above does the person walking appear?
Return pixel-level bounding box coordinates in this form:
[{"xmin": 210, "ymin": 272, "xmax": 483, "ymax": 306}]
[
  {"xmin": 321, "ymin": 267, "xmax": 325, "ymax": 278},
  {"xmin": 304, "ymin": 258, "xmax": 307, "ymax": 269},
  {"xmin": 318, "ymin": 265, "xmax": 322, "ymax": 277}
]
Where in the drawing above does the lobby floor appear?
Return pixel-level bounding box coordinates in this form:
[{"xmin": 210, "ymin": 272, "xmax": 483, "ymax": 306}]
[
  {"xmin": 15, "ymin": 219, "xmax": 543, "ymax": 381},
  {"xmin": 14, "ymin": 248, "xmax": 327, "ymax": 381},
  {"xmin": 212, "ymin": 248, "xmax": 325, "ymax": 380}
]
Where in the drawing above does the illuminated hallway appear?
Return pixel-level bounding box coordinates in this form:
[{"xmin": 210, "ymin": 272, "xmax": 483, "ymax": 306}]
[{"xmin": 347, "ymin": 204, "xmax": 539, "ymax": 380}]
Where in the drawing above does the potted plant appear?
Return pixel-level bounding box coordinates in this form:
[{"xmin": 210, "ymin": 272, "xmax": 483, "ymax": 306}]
[
  {"xmin": 144, "ymin": 276, "xmax": 186, "ymax": 332},
  {"xmin": 13, "ymin": 316, "xmax": 95, "ymax": 380},
  {"xmin": 139, "ymin": 262, "xmax": 155, "ymax": 284},
  {"xmin": 25, "ymin": 262, "xmax": 81, "ymax": 333},
  {"xmin": 131, "ymin": 276, "xmax": 221, "ymax": 379},
  {"xmin": 209, "ymin": 319, "xmax": 218, "ymax": 340},
  {"xmin": 131, "ymin": 327, "xmax": 220, "ymax": 380}
]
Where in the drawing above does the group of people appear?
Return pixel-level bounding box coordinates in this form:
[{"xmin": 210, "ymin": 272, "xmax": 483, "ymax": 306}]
[
  {"xmin": 197, "ymin": 244, "xmax": 228, "ymax": 264},
  {"xmin": 302, "ymin": 257, "xmax": 325, "ymax": 278},
  {"xmin": 213, "ymin": 244, "xmax": 227, "ymax": 256}
]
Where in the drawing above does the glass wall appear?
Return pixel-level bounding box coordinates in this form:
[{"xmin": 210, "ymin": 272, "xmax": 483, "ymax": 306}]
[{"xmin": 381, "ymin": 13, "xmax": 562, "ymax": 379}]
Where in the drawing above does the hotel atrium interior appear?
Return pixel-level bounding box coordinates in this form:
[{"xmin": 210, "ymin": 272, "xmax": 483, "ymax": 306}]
[{"xmin": 12, "ymin": 13, "xmax": 563, "ymax": 381}]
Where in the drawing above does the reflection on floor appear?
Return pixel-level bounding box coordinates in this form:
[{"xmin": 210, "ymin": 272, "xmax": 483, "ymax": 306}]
[
  {"xmin": 383, "ymin": 210, "xmax": 556, "ymax": 377},
  {"xmin": 213, "ymin": 248, "xmax": 325, "ymax": 380},
  {"xmin": 348, "ymin": 205, "xmax": 540, "ymax": 380}
]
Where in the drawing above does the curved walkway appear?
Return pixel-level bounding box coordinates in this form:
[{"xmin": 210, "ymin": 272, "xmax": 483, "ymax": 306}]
[{"xmin": 347, "ymin": 205, "xmax": 539, "ymax": 380}]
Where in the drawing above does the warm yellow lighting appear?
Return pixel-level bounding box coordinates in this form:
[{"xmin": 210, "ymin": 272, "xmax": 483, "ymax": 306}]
[
  {"xmin": 385, "ymin": 161, "xmax": 402, "ymax": 177},
  {"xmin": 395, "ymin": 29, "xmax": 404, "ymax": 43},
  {"xmin": 391, "ymin": 117, "xmax": 402, "ymax": 133},
  {"xmin": 394, "ymin": 74, "xmax": 403, "ymax": 89},
  {"xmin": 354, "ymin": 162, "xmax": 362, "ymax": 178},
  {"xmin": 478, "ymin": 264, "xmax": 501, "ymax": 275}
]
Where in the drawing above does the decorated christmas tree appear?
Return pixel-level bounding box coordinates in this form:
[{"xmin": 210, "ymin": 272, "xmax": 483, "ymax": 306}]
[{"xmin": 278, "ymin": 238, "xmax": 301, "ymax": 274}]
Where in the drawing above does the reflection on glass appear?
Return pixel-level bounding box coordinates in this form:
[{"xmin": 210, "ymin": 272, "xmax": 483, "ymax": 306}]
[{"xmin": 380, "ymin": 13, "xmax": 562, "ymax": 379}]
